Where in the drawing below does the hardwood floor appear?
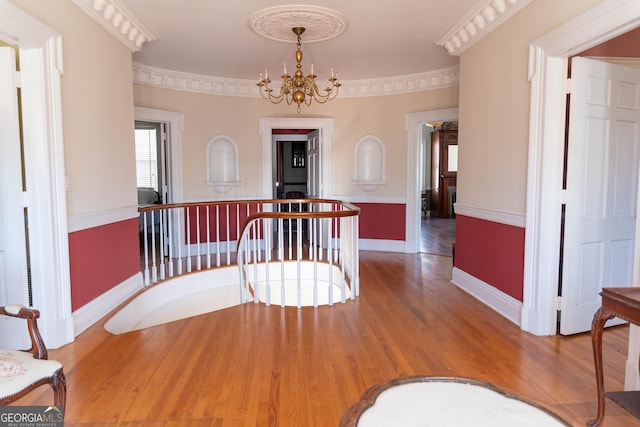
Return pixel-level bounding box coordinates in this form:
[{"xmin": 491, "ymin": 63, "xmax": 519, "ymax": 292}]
[
  {"xmin": 420, "ymin": 216, "xmax": 456, "ymax": 256},
  {"xmin": 14, "ymin": 252, "xmax": 640, "ymax": 426}
]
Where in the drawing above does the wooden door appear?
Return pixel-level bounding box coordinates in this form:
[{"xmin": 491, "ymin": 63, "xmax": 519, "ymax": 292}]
[
  {"xmin": 0, "ymin": 46, "xmax": 30, "ymax": 347},
  {"xmin": 560, "ymin": 57, "xmax": 640, "ymax": 335}
]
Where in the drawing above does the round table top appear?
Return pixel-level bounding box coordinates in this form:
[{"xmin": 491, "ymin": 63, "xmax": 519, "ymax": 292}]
[{"xmin": 340, "ymin": 377, "xmax": 570, "ymax": 427}]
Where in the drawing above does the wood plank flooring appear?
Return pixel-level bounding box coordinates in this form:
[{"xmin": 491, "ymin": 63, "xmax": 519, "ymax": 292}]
[
  {"xmin": 420, "ymin": 217, "xmax": 456, "ymax": 256},
  {"xmin": 13, "ymin": 251, "xmax": 640, "ymax": 426}
]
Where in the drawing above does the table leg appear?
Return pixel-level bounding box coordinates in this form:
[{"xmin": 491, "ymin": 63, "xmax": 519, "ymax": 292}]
[{"xmin": 588, "ymin": 306, "xmax": 615, "ymax": 427}]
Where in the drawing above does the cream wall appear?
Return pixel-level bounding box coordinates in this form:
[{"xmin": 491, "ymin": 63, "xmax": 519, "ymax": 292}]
[
  {"xmin": 457, "ymin": 0, "xmax": 603, "ymax": 215},
  {"xmin": 10, "ymin": 0, "xmax": 137, "ymax": 218},
  {"xmin": 133, "ymin": 84, "xmax": 458, "ymax": 201}
]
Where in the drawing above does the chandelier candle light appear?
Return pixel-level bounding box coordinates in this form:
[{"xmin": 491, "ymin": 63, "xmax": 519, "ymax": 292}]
[{"xmin": 257, "ymin": 27, "xmax": 341, "ymax": 113}]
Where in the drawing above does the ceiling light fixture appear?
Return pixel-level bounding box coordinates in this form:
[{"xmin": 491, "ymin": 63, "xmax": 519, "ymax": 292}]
[{"xmin": 257, "ymin": 27, "xmax": 341, "ymax": 113}]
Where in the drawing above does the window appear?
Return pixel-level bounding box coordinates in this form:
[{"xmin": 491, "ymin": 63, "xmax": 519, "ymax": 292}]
[{"xmin": 135, "ymin": 122, "xmax": 161, "ymax": 191}]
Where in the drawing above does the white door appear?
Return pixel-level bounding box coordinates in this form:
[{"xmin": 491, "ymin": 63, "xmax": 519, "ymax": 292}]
[
  {"xmin": 307, "ymin": 129, "xmax": 321, "ymax": 198},
  {"xmin": 0, "ymin": 47, "xmax": 30, "ymax": 347},
  {"xmin": 560, "ymin": 57, "xmax": 640, "ymax": 335}
]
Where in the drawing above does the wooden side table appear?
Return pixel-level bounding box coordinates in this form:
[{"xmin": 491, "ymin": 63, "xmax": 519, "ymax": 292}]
[{"xmin": 589, "ymin": 287, "xmax": 640, "ymax": 426}]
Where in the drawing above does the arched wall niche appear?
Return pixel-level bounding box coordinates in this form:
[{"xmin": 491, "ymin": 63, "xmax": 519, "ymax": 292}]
[
  {"xmin": 353, "ymin": 135, "xmax": 386, "ymax": 192},
  {"xmin": 206, "ymin": 135, "xmax": 241, "ymax": 193}
]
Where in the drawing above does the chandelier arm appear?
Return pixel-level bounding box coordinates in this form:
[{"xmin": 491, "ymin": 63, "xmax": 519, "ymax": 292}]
[
  {"xmin": 257, "ymin": 26, "xmax": 340, "ymax": 112},
  {"xmin": 258, "ymin": 82, "xmax": 287, "ymax": 104}
]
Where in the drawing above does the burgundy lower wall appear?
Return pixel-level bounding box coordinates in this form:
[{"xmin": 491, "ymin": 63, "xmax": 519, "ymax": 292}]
[
  {"xmin": 68, "ymin": 218, "xmax": 141, "ymax": 311},
  {"xmin": 455, "ymin": 215, "xmax": 525, "ymax": 301},
  {"xmin": 354, "ymin": 203, "xmax": 405, "ymax": 240}
]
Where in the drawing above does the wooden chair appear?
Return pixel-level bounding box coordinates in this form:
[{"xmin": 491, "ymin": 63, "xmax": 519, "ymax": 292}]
[{"xmin": 0, "ymin": 304, "xmax": 66, "ymax": 407}]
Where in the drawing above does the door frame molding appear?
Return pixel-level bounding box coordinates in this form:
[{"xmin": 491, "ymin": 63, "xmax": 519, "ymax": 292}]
[
  {"xmin": 405, "ymin": 108, "xmax": 459, "ymax": 253},
  {"xmin": 0, "ymin": 2, "xmax": 74, "ymax": 347},
  {"xmin": 260, "ymin": 118, "xmax": 334, "ymax": 199},
  {"xmin": 134, "ymin": 106, "xmax": 184, "ymax": 203},
  {"xmin": 523, "ymin": 0, "xmax": 640, "ymax": 337}
]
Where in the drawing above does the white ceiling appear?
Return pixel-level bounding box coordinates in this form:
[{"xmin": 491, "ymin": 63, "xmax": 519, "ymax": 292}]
[{"xmin": 124, "ymin": 0, "xmax": 481, "ymax": 82}]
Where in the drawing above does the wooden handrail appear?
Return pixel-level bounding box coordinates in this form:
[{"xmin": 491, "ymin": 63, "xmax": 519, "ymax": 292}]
[
  {"xmin": 137, "ymin": 198, "xmax": 360, "ymax": 289},
  {"xmin": 237, "ymin": 199, "xmax": 360, "ymax": 241},
  {"xmin": 138, "ymin": 198, "xmax": 360, "ymax": 214}
]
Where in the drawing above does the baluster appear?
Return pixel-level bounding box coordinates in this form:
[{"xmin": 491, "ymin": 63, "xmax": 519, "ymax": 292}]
[
  {"xmin": 318, "ymin": 203, "xmax": 324, "ymax": 261},
  {"xmin": 336, "ymin": 213, "xmax": 341, "ymax": 265},
  {"xmin": 167, "ymin": 206, "xmax": 174, "ymax": 278},
  {"xmin": 288, "ymin": 203, "xmax": 293, "ymax": 260},
  {"xmin": 250, "ymin": 225, "xmax": 259, "ymax": 303},
  {"xmin": 196, "ymin": 206, "xmax": 201, "ymax": 271},
  {"xmin": 159, "ymin": 209, "xmax": 166, "ymax": 281},
  {"xmin": 340, "ymin": 219, "xmax": 347, "ymax": 304},
  {"xmin": 280, "ymin": 251, "xmax": 286, "ymax": 308},
  {"xmin": 256, "ymin": 204, "xmax": 262, "ymax": 263},
  {"xmin": 206, "ymin": 205, "xmax": 211, "ymax": 269},
  {"xmin": 297, "ymin": 220, "xmax": 302, "ymax": 308},
  {"xmin": 186, "ymin": 206, "xmax": 192, "ymax": 273},
  {"xmin": 353, "ymin": 215, "xmax": 360, "ymax": 298},
  {"xmin": 313, "ymin": 239, "xmax": 318, "ymax": 308},
  {"xmin": 264, "ymin": 219, "xmax": 271, "ymax": 306},
  {"xmin": 215, "ymin": 205, "xmax": 221, "ymax": 267},
  {"xmin": 142, "ymin": 212, "xmax": 150, "ymax": 286},
  {"xmin": 278, "ymin": 217, "xmax": 284, "ymax": 261},
  {"xmin": 151, "ymin": 210, "xmax": 157, "ymax": 284},
  {"xmin": 327, "ymin": 215, "xmax": 334, "ymax": 305},
  {"xmin": 177, "ymin": 207, "xmax": 183, "ymax": 275},
  {"xmin": 230, "ymin": 204, "xmax": 236, "ymax": 265}
]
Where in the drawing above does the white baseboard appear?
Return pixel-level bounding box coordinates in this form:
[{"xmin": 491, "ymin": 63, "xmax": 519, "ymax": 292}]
[
  {"xmin": 451, "ymin": 267, "xmax": 522, "ymax": 326},
  {"xmin": 73, "ymin": 272, "xmax": 144, "ymax": 336},
  {"xmin": 359, "ymin": 239, "xmax": 405, "ymax": 253}
]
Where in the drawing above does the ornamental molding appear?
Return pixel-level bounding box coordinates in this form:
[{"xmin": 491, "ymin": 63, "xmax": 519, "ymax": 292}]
[
  {"xmin": 132, "ymin": 62, "xmax": 459, "ymax": 98},
  {"xmin": 71, "ymin": 0, "xmax": 156, "ymax": 52},
  {"xmin": 436, "ymin": 0, "xmax": 534, "ymax": 56},
  {"xmin": 249, "ymin": 5, "xmax": 348, "ymax": 43}
]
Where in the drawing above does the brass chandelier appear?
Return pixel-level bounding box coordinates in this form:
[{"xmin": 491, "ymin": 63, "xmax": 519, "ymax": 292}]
[{"xmin": 257, "ymin": 27, "xmax": 341, "ymax": 113}]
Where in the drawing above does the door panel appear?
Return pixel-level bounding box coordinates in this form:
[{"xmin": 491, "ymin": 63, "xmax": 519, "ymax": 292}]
[
  {"xmin": 307, "ymin": 129, "xmax": 321, "ymax": 198},
  {"xmin": 0, "ymin": 47, "xmax": 30, "ymax": 348},
  {"xmin": 561, "ymin": 57, "xmax": 640, "ymax": 334}
]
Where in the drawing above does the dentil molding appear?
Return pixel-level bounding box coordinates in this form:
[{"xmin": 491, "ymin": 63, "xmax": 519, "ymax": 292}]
[
  {"xmin": 71, "ymin": 0, "xmax": 156, "ymax": 52},
  {"xmin": 436, "ymin": 0, "xmax": 534, "ymax": 56},
  {"xmin": 132, "ymin": 62, "xmax": 460, "ymax": 98}
]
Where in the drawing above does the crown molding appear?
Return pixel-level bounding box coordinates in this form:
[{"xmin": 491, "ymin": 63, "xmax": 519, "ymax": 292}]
[
  {"xmin": 132, "ymin": 62, "xmax": 459, "ymax": 98},
  {"xmin": 71, "ymin": 0, "xmax": 156, "ymax": 52},
  {"xmin": 436, "ymin": 0, "xmax": 534, "ymax": 56}
]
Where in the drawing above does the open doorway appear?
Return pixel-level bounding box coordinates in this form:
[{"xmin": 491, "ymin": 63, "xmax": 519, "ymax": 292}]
[
  {"xmin": 260, "ymin": 117, "xmax": 334, "ymax": 200},
  {"xmin": 523, "ymin": 0, "xmax": 640, "ymax": 340},
  {"xmin": 420, "ymin": 121, "xmax": 458, "ymax": 257},
  {"xmin": 272, "ymin": 129, "xmax": 312, "ymax": 199},
  {"xmin": 405, "ymin": 108, "xmax": 459, "ymax": 254},
  {"xmin": 135, "ymin": 121, "xmax": 167, "ymax": 206}
]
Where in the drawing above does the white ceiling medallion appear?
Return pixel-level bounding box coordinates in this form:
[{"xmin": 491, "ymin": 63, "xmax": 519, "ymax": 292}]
[{"xmin": 248, "ymin": 5, "xmax": 348, "ymax": 43}]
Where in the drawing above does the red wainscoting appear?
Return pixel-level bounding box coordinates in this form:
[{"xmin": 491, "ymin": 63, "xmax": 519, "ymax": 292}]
[
  {"xmin": 354, "ymin": 203, "xmax": 405, "ymax": 240},
  {"xmin": 455, "ymin": 215, "xmax": 525, "ymax": 301},
  {"xmin": 68, "ymin": 218, "xmax": 141, "ymax": 311},
  {"xmin": 186, "ymin": 203, "xmax": 261, "ymax": 241}
]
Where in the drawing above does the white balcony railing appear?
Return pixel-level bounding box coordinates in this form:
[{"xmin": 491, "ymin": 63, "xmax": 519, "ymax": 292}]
[{"xmin": 138, "ymin": 199, "xmax": 360, "ymax": 307}]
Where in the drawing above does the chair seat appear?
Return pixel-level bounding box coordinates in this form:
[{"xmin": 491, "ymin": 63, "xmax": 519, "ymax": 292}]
[{"xmin": 0, "ymin": 349, "xmax": 62, "ymax": 399}]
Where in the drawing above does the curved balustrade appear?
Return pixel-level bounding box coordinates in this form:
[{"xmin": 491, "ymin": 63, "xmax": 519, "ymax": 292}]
[{"xmin": 138, "ymin": 199, "xmax": 360, "ymax": 307}]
